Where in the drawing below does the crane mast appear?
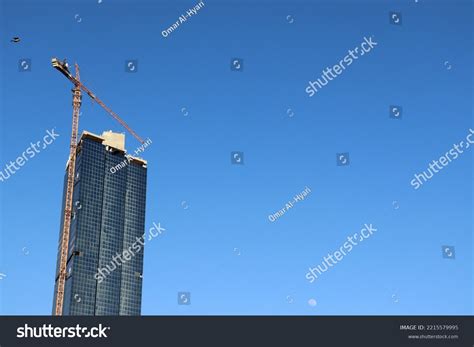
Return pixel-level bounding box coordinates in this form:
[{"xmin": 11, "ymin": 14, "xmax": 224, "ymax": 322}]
[
  {"xmin": 52, "ymin": 58, "xmax": 144, "ymax": 315},
  {"xmin": 54, "ymin": 64, "xmax": 81, "ymax": 315}
]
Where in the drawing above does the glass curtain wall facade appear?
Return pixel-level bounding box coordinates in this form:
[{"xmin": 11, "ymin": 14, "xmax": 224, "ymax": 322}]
[{"xmin": 52, "ymin": 131, "xmax": 147, "ymax": 316}]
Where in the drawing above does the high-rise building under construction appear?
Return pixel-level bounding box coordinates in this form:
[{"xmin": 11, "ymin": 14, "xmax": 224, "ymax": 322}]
[{"xmin": 52, "ymin": 130, "xmax": 147, "ymax": 315}]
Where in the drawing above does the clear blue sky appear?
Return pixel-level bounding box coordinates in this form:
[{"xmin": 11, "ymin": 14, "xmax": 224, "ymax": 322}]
[{"xmin": 0, "ymin": 0, "xmax": 472, "ymax": 315}]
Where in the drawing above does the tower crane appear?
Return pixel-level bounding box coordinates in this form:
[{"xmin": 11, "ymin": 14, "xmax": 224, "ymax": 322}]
[{"xmin": 51, "ymin": 58, "xmax": 144, "ymax": 315}]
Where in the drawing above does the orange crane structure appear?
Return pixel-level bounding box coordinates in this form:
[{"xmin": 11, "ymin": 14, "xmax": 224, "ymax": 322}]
[{"xmin": 51, "ymin": 58, "xmax": 144, "ymax": 315}]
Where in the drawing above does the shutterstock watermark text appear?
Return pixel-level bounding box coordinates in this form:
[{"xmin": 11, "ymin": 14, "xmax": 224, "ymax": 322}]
[{"xmin": 305, "ymin": 36, "xmax": 378, "ymax": 97}]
